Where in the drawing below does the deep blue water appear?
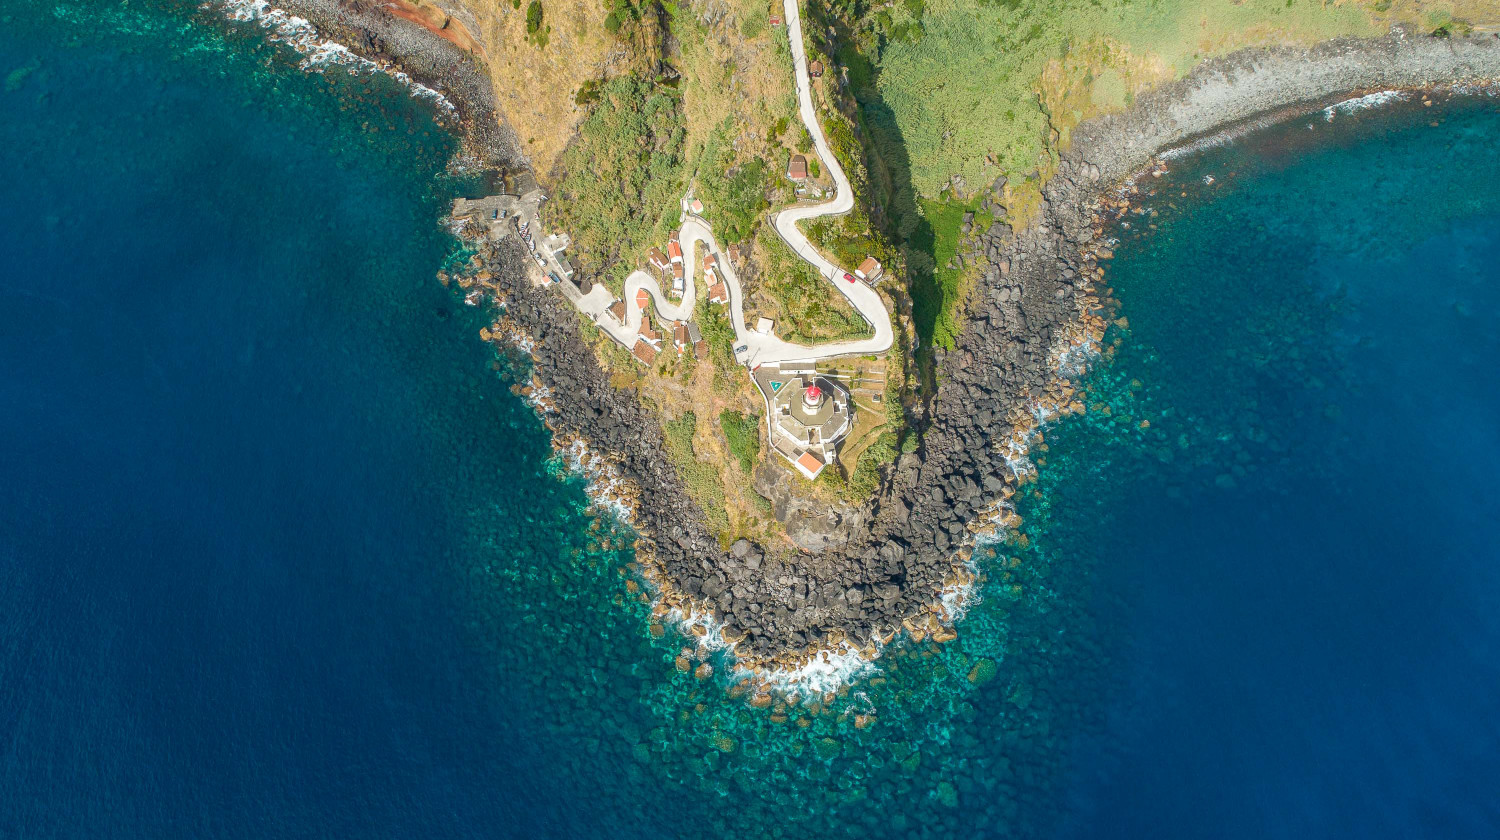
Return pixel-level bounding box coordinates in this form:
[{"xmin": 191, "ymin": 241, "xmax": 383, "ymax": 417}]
[
  {"xmin": 1048, "ymin": 97, "xmax": 1500, "ymax": 837},
  {"xmin": 4, "ymin": 1, "xmax": 1500, "ymax": 837},
  {"xmin": 0, "ymin": 3, "xmax": 631, "ymax": 836}
]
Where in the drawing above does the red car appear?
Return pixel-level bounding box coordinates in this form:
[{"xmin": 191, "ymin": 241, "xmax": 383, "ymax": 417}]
[{"xmin": 842, "ymin": 272, "xmax": 856, "ymax": 284}]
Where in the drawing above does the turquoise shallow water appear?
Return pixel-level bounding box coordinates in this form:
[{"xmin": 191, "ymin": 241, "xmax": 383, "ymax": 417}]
[{"xmin": 3, "ymin": 0, "xmax": 1499, "ymax": 836}]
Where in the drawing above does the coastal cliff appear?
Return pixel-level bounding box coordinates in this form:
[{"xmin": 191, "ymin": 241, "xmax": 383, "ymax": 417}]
[{"xmin": 261, "ymin": 0, "xmax": 1500, "ymax": 669}]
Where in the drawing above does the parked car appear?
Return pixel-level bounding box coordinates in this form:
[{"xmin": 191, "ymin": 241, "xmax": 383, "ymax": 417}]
[{"xmin": 843, "ymin": 272, "xmax": 856, "ymax": 284}]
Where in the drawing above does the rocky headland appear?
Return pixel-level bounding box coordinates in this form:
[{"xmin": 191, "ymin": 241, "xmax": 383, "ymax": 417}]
[{"xmin": 260, "ymin": 1, "xmax": 1500, "ymax": 675}]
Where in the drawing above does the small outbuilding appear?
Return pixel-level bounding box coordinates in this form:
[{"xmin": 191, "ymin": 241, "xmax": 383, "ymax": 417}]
[
  {"xmin": 786, "ymin": 154, "xmax": 808, "ymax": 182},
  {"xmin": 795, "ymin": 451, "xmax": 826, "ymax": 480}
]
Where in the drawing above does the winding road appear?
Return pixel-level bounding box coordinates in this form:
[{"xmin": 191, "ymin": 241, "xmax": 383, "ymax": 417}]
[{"xmin": 577, "ymin": 0, "xmax": 894, "ymax": 367}]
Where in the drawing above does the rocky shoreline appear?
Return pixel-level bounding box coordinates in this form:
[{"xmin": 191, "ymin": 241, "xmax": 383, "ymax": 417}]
[
  {"xmin": 262, "ymin": 0, "xmax": 527, "ymax": 169},
  {"xmin": 259, "ymin": 1, "xmax": 1500, "ymax": 673}
]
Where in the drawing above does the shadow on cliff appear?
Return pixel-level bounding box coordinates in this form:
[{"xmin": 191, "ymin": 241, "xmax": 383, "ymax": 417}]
[{"xmin": 829, "ymin": 36, "xmax": 942, "ymax": 383}]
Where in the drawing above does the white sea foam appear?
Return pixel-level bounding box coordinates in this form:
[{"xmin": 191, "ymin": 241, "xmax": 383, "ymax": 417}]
[
  {"xmin": 1323, "ymin": 90, "xmax": 1408, "ymax": 120},
  {"xmin": 554, "ymin": 438, "xmax": 633, "ymax": 522},
  {"xmin": 749, "ymin": 643, "xmax": 880, "ymax": 695},
  {"xmin": 1449, "ymin": 81, "xmax": 1500, "ymax": 98},
  {"xmin": 1156, "ymin": 130, "xmax": 1237, "ymax": 162},
  {"xmin": 212, "ymin": 0, "xmax": 458, "ymax": 117},
  {"xmin": 937, "ymin": 549, "xmax": 983, "ymax": 624},
  {"xmin": 1330, "ymin": 88, "xmax": 1410, "ymax": 114}
]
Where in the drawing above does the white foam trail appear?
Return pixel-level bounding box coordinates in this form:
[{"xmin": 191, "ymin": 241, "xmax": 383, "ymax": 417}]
[
  {"xmin": 1323, "ymin": 90, "xmax": 1408, "ymax": 121},
  {"xmin": 212, "ymin": 0, "xmax": 458, "ymax": 117}
]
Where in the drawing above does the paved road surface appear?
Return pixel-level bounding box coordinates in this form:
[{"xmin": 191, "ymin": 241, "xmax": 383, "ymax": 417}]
[{"xmin": 583, "ymin": 1, "xmax": 894, "ymax": 366}]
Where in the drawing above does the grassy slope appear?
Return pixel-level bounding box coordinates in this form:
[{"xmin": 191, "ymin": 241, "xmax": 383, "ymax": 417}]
[
  {"xmin": 870, "ymin": 0, "xmax": 1379, "ymax": 196},
  {"xmin": 467, "ymin": 0, "xmax": 629, "ymax": 177}
]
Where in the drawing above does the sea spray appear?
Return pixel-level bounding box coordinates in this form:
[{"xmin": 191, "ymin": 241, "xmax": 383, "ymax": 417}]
[{"xmin": 213, "ymin": 0, "xmax": 458, "ymax": 117}]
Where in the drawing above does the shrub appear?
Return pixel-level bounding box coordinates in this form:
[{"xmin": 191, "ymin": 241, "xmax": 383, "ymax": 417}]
[
  {"xmin": 847, "ymin": 431, "xmax": 896, "ymax": 498},
  {"xmin": 661, "ymin": 412, "xmax": 730, "ymax": 536},
  {"xmin": 525, "ymin": 0, "xmax": 543, "ymax": 33},
  {"xmin": 551, "ymin": 76, "xmax": 687, "ymax": 288},
  {"xmin": 696, "ymin": 125, "xmax": 771, "ymax": 243},
  {"xmin": 719, "ymin": 411, "xmax": 762, "ymax": 473}
]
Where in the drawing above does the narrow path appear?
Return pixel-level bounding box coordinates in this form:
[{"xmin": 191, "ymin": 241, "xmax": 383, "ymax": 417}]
[{"xmin": 583, "ymin": 0, "xmax": 894, "ymax": 366}]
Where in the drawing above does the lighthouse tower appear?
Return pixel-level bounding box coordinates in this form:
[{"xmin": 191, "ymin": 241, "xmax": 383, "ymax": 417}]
[{"xmin": 802, "ymin": 384, "xmax": 823, "ymax": 410}]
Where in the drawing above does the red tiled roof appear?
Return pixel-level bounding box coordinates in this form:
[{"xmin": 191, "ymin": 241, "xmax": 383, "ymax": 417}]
[
  {"xmin": 796, "ymin": 451, "xmax": 824, "ymax": 478},
  {"xmin": 694, "ymin": 341, "xmax": 709, "ymax": 360},
  {"xmin": 607, "ymin": 300, "xmax": 626, "ymax": 321},
  {"xmin": 786, "ymin": 154, "xmax": 808, "ymax": 181},
  {"xmin": 639, "ymin": 314, "xmax": 660, "ymax": 343},
  {"xmin": 667, "ymin": 240, "xmax": 683, "ymax": 261},
  {"xmin": 635, "ymin": 288, "xmax": 651, "ymax": 309},
  {"xmin": 631, "ymin": 340, "xmax": 658, "ymax": 365}
]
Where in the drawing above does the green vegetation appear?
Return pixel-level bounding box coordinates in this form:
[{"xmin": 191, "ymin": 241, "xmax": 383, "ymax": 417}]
[
  {"xmin": 695, "ymin": 122, "xmax": 772, "ymax": 244},
  {"xmin": 551, "ymin": 76, "xmax": 686, "ymax": 289},
  {"xmin": 524, "ymin": 0, "xmax": 549, "ymax": 46},
  {"xmin": 603, "ymin": 0, "xmax": 651, "ymax": 35},
  {"xmin": 847, "ymin": 430, "xmax": 897, "ymax": 498},
  {"xmin": 693, "ymin": 297, "xmax": 738, "ymax": 383},
  {"xmin": 806, "ymin": 0, "xmax": 1376, "ymax": 371},
  {"xmin": 907, "ymin": 197, "xmax": 989, "ymax": 353},
  {"xmin": 718, "ymin": 410, "xmax": 762, "ymax": 473},
  {"xmin": 758, "ymin": 241, "xmax": 872, "ymax": 344},
  {"xmin": 802, "ymin": 213, "xmax": 892, "ymax": 275},
  {"xmin": 741, "ymin": 5, "xmax": 768, "ymax": 39},
  {"xmin": 661, "ymin": 412, "xmax": 731, "ymax": 537},
  {"xmin": 829, "ymin": 0, "xmax": 1376, "ymax": 196}
]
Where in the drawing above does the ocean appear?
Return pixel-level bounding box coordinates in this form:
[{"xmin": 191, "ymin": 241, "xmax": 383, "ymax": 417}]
[{"xmin": 2, "ymin": 1, "xmax": 1497, "ymax": 837}]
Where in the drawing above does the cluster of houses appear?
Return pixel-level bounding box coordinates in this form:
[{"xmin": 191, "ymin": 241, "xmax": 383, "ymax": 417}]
[
  {"xmin": 609, "ymin": 292, "xmax": 708, "ymax": 367},
  {"xmin": 645, "ymin": 230, "xmax": 686, "ymax": 298},
  {"xmin": 613, "ymin": 230, "xmax": 745, "ymax": 367}
]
